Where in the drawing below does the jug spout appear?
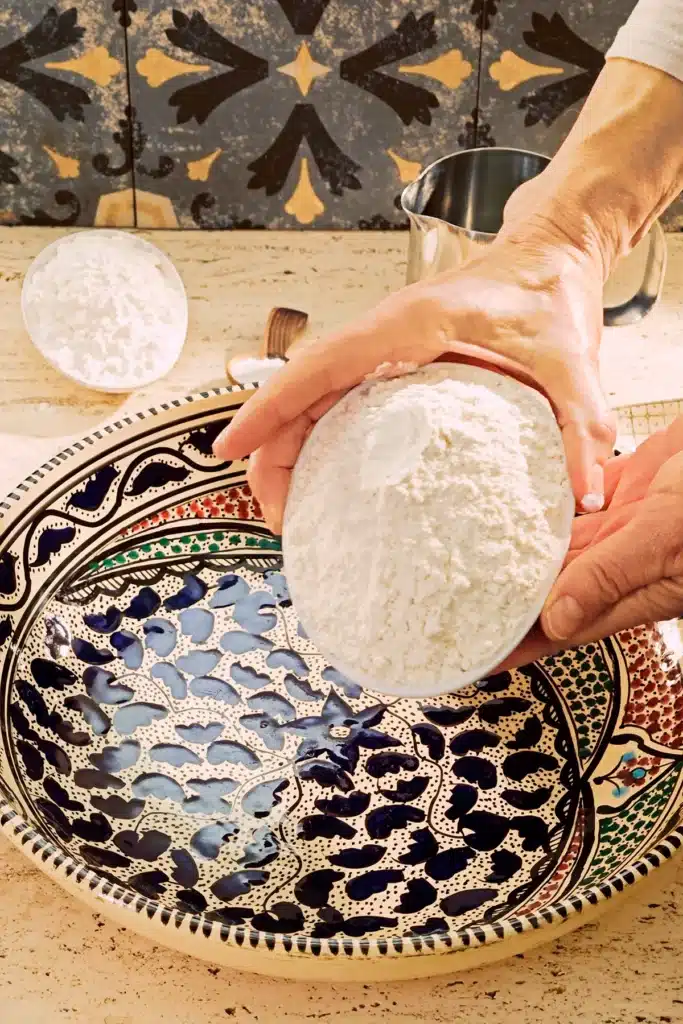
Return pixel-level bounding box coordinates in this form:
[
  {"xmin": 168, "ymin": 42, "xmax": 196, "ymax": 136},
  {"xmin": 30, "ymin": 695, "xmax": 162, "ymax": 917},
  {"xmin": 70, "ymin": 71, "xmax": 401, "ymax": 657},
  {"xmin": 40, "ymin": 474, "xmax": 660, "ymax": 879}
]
[{"xmin": 401, "ymin": 183, "xmax": 489, "ymax": 283}]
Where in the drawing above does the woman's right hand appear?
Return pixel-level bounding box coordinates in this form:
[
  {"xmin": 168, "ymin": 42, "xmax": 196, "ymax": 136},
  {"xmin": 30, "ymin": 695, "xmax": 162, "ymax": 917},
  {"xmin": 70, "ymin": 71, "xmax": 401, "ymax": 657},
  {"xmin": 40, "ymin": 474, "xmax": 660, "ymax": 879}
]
[{"xmin": 216, "ymin": 214, "xmax": 614, "ymax": 534}]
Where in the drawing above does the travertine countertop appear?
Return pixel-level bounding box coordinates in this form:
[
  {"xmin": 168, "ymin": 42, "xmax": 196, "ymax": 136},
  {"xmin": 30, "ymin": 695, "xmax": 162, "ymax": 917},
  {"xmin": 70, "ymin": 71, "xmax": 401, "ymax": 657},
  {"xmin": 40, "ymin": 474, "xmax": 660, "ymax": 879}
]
[{"xmin": 1, "ymin": 228, "xmax": 683, "ymax": 1024}]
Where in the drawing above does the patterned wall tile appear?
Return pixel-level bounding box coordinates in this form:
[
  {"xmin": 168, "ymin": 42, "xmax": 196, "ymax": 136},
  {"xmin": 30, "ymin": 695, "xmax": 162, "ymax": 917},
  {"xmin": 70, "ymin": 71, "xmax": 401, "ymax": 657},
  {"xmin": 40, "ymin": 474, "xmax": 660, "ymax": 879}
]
[
  {"xmin": 3, "ymin": 2, "xmax": 680, "ymax": 231},
  {"xmin": 0, "ymin": 2, "xmax": 133, "ymax": 227},
  {"xmin": 476, "ymin": 0, "xmax": 683, "ymax": 228},
  {"xmin": 125, "ymin": 0, "xmax": 481, "ymax": 229}
]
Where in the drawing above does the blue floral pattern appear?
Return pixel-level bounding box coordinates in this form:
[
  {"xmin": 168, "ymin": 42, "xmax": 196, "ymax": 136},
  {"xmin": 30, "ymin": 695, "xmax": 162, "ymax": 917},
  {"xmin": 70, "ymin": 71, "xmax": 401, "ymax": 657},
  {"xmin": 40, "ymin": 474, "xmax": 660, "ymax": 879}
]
[{"xmin": 10, "ymin": 552, "xmax": 579, "ymax": 936}]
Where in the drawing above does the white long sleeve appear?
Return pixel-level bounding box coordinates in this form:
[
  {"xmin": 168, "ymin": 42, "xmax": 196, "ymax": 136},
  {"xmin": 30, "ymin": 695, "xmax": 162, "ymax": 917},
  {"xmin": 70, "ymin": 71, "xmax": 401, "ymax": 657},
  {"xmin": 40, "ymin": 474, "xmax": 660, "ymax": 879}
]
[{"xmin": 607, "ymin": 0, "xmax": 683, "ymax": 82}]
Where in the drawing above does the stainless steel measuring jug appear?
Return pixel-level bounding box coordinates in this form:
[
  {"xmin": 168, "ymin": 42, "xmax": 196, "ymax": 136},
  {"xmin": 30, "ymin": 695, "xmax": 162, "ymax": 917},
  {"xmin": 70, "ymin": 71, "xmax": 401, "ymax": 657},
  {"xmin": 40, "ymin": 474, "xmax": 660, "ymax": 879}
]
[{"xmin": 401, "ymin": 147, "xmax": 667, "ymax": 327}]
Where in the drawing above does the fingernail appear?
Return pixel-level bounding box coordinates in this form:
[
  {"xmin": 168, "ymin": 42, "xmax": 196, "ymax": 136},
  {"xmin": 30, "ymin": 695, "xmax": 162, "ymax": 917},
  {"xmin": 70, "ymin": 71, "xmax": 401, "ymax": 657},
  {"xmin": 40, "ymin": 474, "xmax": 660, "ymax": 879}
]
[
  {"xmin": 580, "ymin": 492, "xmax": 604, "ymax": 514},
  {"xmin": 212, "ymin": 430, "xmax": 230, "ymax": 457},
  {"xmin": 544, "ymin": 595, "xmax": 584, "ymax": 641}
]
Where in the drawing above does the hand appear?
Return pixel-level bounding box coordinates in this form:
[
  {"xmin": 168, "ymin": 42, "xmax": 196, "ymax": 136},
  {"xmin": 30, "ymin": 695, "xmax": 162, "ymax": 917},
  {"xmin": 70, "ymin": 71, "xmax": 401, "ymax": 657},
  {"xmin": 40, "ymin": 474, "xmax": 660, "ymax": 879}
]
[
  {"xmin": 215, "ymin": 218, "xmax": 614, "ymax": 533},
  {"xmin": 502, "ymin": 417, "xmax": 683, "ymax": 670}
]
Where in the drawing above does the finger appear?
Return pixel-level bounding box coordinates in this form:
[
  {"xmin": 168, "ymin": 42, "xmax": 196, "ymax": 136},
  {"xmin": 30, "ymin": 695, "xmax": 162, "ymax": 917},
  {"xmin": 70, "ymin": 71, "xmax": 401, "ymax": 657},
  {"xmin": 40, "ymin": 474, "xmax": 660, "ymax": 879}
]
[
  {"xmin": 609, "ymin": 430, "xmax": 675, "ymax": 507},
  {"xmin": 248, "ymin": 455, "xmax": 289, "ymax": 535},
  {"xmin": 568, "ymin": 509, "xmax": 612, "ymax": 552},
  {"xmin": 569, "ymin": 576, "xmax": 683, "ymax": 645},
  {"xmin": 215, "ymin": 341, "xmax": 350, "ymax": 459},
  {"xmin": 496, "ymin": 623, "xmax": 563, "ymax": 671},
  {"xmin": 604, "ymin": 453, "xmax": 632, "ymax": 503},
  {"xmin": 584, "ymin": 503, "xmax": 639, "ymax": 547},
  {"xmin": 501, "ymin": 577, "xmax": 683, "ymax": 670},
  {"xmin": 565, "ymin": 506, "xmax": 639, "ymax": 564},
  {"xmin": 549, "ymin": 366, "xmax": 616, "ymax": 513},
  {"xmin": 609, "ymin": 420, "xmax": 683, "ymax": 508},
  {"xmin": 246, "ymin": 413, "xmax": 315, "ymax": 532},
  {"xmin": 541, "ymin": 499, "xmax": 675, "ymax": 641},
  {"xmin": 215, "ymin": 295, "xmax": 441, "ymax": 459},
  {"xmin": 245, "ymin": 389, "xmax": 344, "ymax": 532},
  {"xmin": 559, "ymin": 423, "xmax": 605, "ymax": 513},
  {"xmin": 650, "ymin": 448, "xmax": 683, "ymax": 495}
]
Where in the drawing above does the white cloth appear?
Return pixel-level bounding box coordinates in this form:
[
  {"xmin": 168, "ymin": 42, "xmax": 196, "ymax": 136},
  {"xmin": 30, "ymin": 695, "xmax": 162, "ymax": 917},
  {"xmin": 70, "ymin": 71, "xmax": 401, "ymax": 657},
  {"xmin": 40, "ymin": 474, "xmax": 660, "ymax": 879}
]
[{"xmin": 607, "ymin": 0, "xmax": 683, "ymax": 82}]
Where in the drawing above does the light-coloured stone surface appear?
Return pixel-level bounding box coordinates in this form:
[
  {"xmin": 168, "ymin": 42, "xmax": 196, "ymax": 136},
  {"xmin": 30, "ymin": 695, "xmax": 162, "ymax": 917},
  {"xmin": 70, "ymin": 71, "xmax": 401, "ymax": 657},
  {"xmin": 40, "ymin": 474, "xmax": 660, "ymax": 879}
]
[{"xmin": 1, "ymin": 227, "xmax": 683, "ymax": 1023}]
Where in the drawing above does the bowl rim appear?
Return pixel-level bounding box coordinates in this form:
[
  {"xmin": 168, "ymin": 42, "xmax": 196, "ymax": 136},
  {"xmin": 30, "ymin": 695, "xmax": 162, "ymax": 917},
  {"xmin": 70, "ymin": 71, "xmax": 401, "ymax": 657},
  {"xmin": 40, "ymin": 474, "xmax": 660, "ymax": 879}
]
[{"xmin": 0, "ymin": 382, "xmax": 681, "ymax": 962}]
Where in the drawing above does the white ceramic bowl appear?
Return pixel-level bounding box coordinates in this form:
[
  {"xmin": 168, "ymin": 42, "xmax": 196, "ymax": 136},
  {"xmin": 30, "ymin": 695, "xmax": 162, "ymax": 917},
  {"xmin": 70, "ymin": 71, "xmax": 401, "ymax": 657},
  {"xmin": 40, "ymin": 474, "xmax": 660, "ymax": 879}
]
[
  {"xmin": 21, "ymin": 229, "xmax": 188, "ymax": 394},
  {"xmin": 284, "ymin": 363, "xmax": 576, "ymax": 699}
]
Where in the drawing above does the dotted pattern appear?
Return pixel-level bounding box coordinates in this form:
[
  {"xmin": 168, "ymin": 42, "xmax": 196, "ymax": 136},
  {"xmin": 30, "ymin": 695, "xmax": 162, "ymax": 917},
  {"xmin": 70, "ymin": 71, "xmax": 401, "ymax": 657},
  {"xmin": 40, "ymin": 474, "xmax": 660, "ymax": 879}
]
[
  {"xmin": 121, "ymin": 485, "xmax": 263, "ymax": 539},
  {"xmin": 517, "ymin": 805, "xmax": 586, "ymax": 915},
  {"xmin": 582, "ymin": 766, "xmax": 681, "ymax": 889},
  {"xmin": 9, "ymin": 560, "xmax": 578, "ymax": 939},
  {"xmin": 620, "ymin": 626, "xmax": 683, "ymax": 749},
  {"xmin": 88, "ymin": 531, "xmax": 280, "ymax": 575},
  {"xmin": 542, "ymin": 645, "xmax": 614, "ymax": 764}
]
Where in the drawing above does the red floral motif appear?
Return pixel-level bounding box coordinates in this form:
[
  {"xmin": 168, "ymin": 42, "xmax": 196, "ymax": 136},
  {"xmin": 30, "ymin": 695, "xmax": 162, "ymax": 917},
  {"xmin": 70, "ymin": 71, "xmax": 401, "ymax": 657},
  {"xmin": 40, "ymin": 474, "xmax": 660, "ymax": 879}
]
[
  {"xmin": 120, "ymin": 482, "xmax": 263, "ymax": 538},
  {"xmin": 518, "ymin": 806, "xmax": 585, "ymax": 916},
  {"xmin": 620, "ymin": 625, "xmax": 683, "ymax": 749}
]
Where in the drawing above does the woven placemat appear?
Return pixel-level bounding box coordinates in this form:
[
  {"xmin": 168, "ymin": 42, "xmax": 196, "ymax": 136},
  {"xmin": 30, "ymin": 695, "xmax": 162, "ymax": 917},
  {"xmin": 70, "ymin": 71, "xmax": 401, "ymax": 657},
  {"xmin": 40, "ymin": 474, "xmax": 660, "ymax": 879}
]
[{"xmin": 615, "ymin": 399, "xmax": 683, "ymax": 451}]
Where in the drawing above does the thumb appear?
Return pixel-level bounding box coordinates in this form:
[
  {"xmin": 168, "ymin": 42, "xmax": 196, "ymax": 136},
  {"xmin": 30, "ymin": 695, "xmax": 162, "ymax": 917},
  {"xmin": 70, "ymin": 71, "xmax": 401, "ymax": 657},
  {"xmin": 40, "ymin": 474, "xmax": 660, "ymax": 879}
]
[{"xmin": 540, "ymin": 510, "xmax": 669, "ymax": 641}]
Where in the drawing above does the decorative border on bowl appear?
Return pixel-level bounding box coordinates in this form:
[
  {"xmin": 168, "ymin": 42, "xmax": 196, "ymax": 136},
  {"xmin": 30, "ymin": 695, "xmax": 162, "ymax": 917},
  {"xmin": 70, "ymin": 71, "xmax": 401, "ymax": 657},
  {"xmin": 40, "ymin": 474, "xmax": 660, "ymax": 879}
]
[
  {"xmin": 0, "ymin": 384, "xmax": 682, "ymax": 961},
  {"xmin": 0, "ymin": 385, "xmax": 251, "ymax": 521},
  {"xmin": 2, "ymin": 798, "xmax": 682, "ymax": 960}
]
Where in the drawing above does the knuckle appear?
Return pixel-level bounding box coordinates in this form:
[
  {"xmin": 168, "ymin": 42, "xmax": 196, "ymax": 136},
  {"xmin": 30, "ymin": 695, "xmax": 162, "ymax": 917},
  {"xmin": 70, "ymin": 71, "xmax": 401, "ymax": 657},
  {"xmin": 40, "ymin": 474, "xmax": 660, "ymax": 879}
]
[
  {"xmin": 406, "ymin": 286, "xmax": 449, "ymax": 327},
  {"xmin": 667, "ymin": 543, "xmax": 683, "ymax": 577},
  {"xmin": 588, "ymin": 554, "xmax": 629, "ymax": 607},
  {"xmin": 646, "ymin": 578, "xmax": 683, "ymax": 621},
  {"xmin": 651, "ymin": 452, "xmax": 683, "ymax": 496},
  {"xmin": 590, "ymin": 413, "xmax": 617, "ymax": 451}
]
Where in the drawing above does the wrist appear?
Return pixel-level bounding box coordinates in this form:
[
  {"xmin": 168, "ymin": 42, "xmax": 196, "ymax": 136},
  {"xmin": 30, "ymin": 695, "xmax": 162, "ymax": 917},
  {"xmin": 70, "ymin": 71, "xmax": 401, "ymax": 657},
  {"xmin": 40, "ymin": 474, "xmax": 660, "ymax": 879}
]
[
  {"xmin": 502, "ymin": 59, "xmax": 683, "ymax": 279},
  {"xmin": 497, "ymin": 183, "xmax": 608, "ymax": 282}
]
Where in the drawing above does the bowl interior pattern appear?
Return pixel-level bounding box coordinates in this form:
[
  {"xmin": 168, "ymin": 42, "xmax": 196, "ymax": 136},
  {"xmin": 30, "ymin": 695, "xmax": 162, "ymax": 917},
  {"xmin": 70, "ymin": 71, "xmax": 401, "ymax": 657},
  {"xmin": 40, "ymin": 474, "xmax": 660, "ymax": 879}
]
[{"xmin": 0, "ymin": 388, "xmax": 682, "ymax": 965}]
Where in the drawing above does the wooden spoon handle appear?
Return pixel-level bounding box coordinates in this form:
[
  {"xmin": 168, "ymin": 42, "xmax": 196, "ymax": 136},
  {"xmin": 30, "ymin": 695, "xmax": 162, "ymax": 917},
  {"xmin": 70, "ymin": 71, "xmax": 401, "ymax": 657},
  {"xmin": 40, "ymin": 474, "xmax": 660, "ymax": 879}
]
[{"xmin": 263, "ymin": 306, "xmax": 309, "ymax": 359}]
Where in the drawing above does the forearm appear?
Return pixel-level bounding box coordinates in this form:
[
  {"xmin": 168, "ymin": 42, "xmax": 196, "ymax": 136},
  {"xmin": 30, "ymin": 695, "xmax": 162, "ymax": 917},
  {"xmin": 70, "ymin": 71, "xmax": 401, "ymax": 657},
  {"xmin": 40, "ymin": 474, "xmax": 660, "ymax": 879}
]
[
  {"xmin": 502, "ymin": 42, "xmax": 683, "ymax": 277},
  {"xmin": 547, "ymin": 58, "xmax": 683, "ymax": 269}
]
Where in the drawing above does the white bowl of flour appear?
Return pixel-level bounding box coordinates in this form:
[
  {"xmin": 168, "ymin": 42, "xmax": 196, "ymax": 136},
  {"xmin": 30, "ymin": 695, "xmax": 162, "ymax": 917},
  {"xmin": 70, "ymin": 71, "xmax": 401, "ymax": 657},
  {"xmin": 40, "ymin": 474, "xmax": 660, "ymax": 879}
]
[
  {"xmin": 283, "ymin": 362, "xmax": 575, "ymax": 698},
  {"xmin": 21, "ymin": 230, "xmax": 188, "ymax": 393}
]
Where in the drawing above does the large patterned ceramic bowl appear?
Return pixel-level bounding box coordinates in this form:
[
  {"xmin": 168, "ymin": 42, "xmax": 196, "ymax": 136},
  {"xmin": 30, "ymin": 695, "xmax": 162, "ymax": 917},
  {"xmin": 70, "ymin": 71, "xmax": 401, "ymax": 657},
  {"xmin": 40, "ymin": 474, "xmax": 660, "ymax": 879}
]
[{"xmin": 0, "ymin": 387, "xmax": 682, "ymax": 982}]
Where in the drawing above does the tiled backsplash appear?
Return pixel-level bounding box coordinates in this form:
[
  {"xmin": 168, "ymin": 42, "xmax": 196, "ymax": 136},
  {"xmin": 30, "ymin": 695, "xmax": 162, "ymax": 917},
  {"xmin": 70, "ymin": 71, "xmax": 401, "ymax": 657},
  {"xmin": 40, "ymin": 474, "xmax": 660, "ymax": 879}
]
[{"xmin": 1, "ymin": 1, "xmax": 680, "ymax": 229}]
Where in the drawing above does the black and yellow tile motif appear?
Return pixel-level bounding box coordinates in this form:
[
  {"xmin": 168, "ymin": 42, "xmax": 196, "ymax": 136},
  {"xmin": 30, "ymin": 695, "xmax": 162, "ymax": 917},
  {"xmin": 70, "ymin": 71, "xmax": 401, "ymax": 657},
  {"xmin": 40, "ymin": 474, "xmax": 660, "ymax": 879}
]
[
  {"xmin": 125, "ymin": 0, "xmax": 479, "ymax": 228},
  {"xmin": 0, "ymin": 2, "xmax": 133, "ymax": 226},
  {"xmin": 0, "ymin": 1, "xmax": 680, "ymax": 229},
  {"xmin": 477, "ymin": 0, "xmax": 683, "ymax": 226}
]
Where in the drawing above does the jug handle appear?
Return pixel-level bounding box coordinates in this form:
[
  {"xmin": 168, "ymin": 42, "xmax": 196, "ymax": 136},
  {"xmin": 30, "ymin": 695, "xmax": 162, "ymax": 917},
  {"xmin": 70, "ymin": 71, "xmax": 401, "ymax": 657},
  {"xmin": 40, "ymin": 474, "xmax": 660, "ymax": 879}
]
[{"xmin": 602, "ymin": 220, "xmax": 667, "ymax": 327}]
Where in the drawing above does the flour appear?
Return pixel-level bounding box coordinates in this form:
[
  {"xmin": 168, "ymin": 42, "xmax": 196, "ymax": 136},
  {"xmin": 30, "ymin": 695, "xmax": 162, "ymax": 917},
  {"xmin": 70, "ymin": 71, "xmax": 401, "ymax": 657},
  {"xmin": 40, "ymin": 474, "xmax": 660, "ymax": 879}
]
[
  {"xmin": 283, "ymin": 363, "xmax": 573, "ymax": 695},
  {"xmin": 22, "ymin": 231, "xmax": 187, "ymax": 392}
]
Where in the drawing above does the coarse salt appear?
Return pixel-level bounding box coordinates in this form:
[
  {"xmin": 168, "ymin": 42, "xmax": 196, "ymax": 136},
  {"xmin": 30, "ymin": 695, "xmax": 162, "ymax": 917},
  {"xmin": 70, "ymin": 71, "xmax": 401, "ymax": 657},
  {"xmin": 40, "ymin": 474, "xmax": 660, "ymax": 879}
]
[{"xmin": 227, "ymin": 355, "xmax": 286, "ymax": 386}]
